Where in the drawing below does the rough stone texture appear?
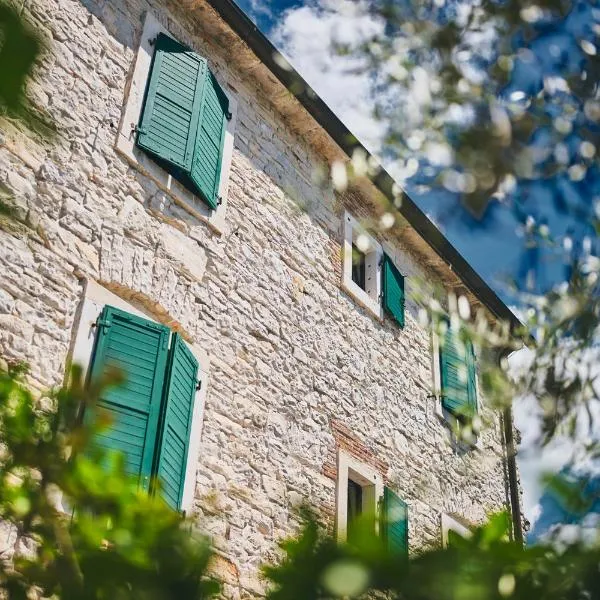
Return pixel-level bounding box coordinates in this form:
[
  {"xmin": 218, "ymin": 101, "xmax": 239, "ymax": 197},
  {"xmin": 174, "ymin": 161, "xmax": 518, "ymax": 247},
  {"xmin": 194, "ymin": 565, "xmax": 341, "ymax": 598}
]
[{"xmin": 0, "ymin": 0, "xmax": 516, "ymax": 595}]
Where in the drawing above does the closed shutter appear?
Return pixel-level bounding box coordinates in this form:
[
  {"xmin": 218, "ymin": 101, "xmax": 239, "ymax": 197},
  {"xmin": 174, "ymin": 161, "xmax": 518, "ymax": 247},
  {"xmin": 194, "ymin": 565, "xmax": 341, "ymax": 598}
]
[
  {"xmin": 382, "ymin": 487, "xmax": 408, "ymax": 558},
  {"xmin": 87, "ymin": 305, "xmax": 170, "ymax": 490},
  {"xmin": 188, "ymin": 70, "xmax": 229, "ymax": 209},
  {"xmin": 155, "ymin": 333, "xmax": 198, "ymax": 509},
  {"xmin": 382, "ymin": 254, "xmax": 405, "ymax": 327},
  {"xmin": 136, "ymin": 33, "xmax": 207, "ymax": 172},
  {"xmin": 440, "ymin": 327, "xmax": 477, "ymax": 419}
]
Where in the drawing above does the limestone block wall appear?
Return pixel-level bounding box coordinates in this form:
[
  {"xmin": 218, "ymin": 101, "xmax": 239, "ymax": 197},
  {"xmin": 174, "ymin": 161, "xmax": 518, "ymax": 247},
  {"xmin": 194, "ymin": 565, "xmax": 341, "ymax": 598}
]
[{"xmin": 0, "ymin": 0, "xmax": 513, "ymax": 596}]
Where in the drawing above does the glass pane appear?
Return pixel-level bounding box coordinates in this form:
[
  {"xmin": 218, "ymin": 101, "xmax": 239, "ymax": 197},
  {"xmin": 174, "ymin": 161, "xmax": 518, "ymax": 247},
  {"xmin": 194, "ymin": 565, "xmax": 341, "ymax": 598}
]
[
  {"xmin": 351, "ymin": 244, "xmax": 366, "ymax": 290},
  {"xmin": 347, "ymin": 479, "xmax": 363, "ymax": 542}
]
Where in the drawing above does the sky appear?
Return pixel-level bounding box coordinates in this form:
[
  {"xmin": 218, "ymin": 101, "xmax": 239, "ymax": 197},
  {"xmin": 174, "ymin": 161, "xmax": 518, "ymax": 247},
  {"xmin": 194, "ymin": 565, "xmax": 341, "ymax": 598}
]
[{"xmin": 232, "ymin": 0, "xmax": 598, "ymax": 539}]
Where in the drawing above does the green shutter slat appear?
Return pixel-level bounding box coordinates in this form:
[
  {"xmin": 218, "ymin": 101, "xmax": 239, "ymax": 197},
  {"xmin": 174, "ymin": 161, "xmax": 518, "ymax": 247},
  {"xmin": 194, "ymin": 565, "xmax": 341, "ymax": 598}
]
[
  {"xmin": 136, "ymin": 33, "xmax": 207, "ymax": 171},
  {"xmin": 440, "ymin": 325, "xmax": 477, "ymax": 419},
  {"xmin": 155, "ymin": 333, "xmax": 198, "ymax": 510},
  {"xmin": 87, "ymin": 305, "xmax": 170, "ymax": 489},
  {"xmin": 383, "ymin": 487, "xmax": 408, "ymax": 558},
  {"xmin": 466, "ymin": 341, "xmax": 478, "ymax": 414},
  {"xmin": 188, "ymin": 69, "xmax": 229, "ymax": 210},
  {"xmin": 382, "ymin": 254, "xmax": 405, "ymax": 327}
]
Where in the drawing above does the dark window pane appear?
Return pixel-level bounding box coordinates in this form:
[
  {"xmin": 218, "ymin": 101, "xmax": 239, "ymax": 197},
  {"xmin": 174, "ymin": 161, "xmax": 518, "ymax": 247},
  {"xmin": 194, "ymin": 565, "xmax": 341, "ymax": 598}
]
[
  {"xmin": 347, "ymin": 479, "xmax": 363, "ymax": 542},
  {"xmin": 351, "ymin": 244, "xmax": 366, "ymax": 290}
]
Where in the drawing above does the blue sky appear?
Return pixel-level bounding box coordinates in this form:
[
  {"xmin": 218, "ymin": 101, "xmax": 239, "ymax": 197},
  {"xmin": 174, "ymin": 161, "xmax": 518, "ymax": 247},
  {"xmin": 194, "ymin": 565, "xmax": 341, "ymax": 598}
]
[{"xmin": 233, "ymin": 0, "xmax": 599, "ymax": 538}]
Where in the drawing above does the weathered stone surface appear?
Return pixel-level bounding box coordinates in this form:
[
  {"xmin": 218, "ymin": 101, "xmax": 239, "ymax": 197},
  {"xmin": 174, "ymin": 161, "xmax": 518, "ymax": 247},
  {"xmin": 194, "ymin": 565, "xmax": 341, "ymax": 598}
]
[{"xmin": 0, "ymin": 0, "xmax": 518, "ymax": 596}]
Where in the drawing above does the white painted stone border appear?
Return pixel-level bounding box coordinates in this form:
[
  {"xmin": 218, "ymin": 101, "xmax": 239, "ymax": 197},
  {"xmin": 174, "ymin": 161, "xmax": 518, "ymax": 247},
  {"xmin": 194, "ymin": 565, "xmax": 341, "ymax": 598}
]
[
  {"xmin": 69, "ymin": 279, "xmax": 209, "ymax": 512},
  {"xmin": 115, "ymin": 11, "xmax": 238, "ymax": 235},
  {"xmin": 441, "ymin": 513, "xmax": 472, "ymax": 547},
  {"xmin": 341, "ymin": 211, "xmax": 383, "ymax": 320},
  {"xmin": 335, "ymin": 449, "xmax": 384, "ymax": 543}
]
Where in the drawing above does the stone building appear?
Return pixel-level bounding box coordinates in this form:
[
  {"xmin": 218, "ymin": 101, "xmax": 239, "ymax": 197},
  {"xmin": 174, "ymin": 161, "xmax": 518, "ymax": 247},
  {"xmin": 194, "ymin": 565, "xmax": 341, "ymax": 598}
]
[{"xmin": 0, "ymin": 0, "xmax": 522, "ymax": 595}]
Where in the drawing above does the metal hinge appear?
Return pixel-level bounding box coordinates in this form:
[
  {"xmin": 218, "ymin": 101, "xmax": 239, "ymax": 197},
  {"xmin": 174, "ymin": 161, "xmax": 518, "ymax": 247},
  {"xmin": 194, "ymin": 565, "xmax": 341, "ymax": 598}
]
[
  {"xmin": 225, "ymin": 110, "xmax": 232, "ymax": 121},
  {"xmin": 217, "ymin": 196, "xmax": 223, "ymax": 206},
  {"xmin": 92, "ymin": 317, "xmax": 111, "ymax": 333},
  {"xmin": 148, "ymin": 36, "xmax": 157, "ymax": 46},
  {"xmin": 133, "ymin": 124, "xmax": 145, "ymax": 136},
  {"xmin": 196, "ymin": 380, "xmax": 202, "ymax": 391}
]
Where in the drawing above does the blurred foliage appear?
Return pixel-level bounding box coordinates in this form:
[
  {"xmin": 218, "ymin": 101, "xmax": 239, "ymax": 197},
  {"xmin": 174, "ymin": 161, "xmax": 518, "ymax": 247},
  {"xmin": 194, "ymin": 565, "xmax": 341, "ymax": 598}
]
[
  {"xmin": 264, "ymin": 510, "xmax": 600, "ymax": 600},
  {"xmin": 0, "ymin": 364, "xmax": 218, "ymax": 599},
  {"xmin": 341, "ymin": 0, "xmax": 600, "ymax": 223},
  {"xmin": 0, "ymin": 0, "xmax": 55, "ymax": 135}
]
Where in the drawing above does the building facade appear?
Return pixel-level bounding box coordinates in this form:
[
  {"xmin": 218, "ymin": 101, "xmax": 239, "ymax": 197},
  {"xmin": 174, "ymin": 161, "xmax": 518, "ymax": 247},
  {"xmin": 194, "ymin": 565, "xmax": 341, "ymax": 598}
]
[{"xmin": 0, "ymin": 0, "xmax": 520, "ymax": 596}]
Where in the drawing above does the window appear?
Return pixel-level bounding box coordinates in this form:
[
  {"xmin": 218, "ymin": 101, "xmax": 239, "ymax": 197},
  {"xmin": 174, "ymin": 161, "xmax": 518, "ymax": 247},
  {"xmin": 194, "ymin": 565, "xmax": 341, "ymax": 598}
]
[
  {"xmin": 347, "ymin": 478, "xmax": 363, "ymax": 543},
  {"xmin": 341, "ymin": 211, "xmax": 406, "ymax": 327},
  {"xmin": 433, "ymin": 322, "xmax": 478, "ymax": 424},
  {"xmin": 136, "ymin": 33, "xmax": 228, "ymax": 210},
  {"xmin": 351, "ymin": 243, "xmax": 366, "ymax": 290},
  {"xmin": 116, "ymin": 13, "xmax": 237, "ymax": 234},
  {"xmin": 86, "ymin": 305, "xmax": 196, "ymax": 510},
  {"xmin": 336, "ymin": 451, "xmax": 382, "ymax": 543},
  {"xmin": 441, "ymin": 513, "xmax": 472, "ymax": 547},
  {"xmin": 335, "ymin": 450, "xmax": 409, "ymax": 558},
  {"xmin": 70, "ymin": 281, "xmax": 208, "ymax": 512}
]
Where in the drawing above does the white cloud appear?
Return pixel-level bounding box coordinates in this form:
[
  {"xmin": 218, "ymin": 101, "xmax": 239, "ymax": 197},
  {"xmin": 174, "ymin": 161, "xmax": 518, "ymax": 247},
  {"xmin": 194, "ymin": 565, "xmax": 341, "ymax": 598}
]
[{"xmin": 270, "ymin": 1, "xmax": 389, "ymax": 154}]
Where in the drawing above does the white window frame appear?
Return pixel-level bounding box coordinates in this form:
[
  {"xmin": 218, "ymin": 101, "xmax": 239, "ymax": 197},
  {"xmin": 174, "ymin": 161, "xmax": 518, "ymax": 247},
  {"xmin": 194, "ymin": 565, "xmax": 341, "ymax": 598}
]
[
  {"xmin": 115, "ymin": 11, "xmax": 237, "ymax": 235},
  {"xmin": 431, "ymin": 328, "xmax": 481, "ymax": 448},
  {"xmin": 341, "ymin": 211, "xmax": 383, "ymax": 319},
  {"xmin": 335, "ymin": 450, "xmax": 384, "ymax": 543},
  {"xmin": 441, "ymin": 513, "xmax": 472, "ymax": 547},
  {"xmin": 69, "ymin": 279, "xmax": 209, "ymax": 513}
]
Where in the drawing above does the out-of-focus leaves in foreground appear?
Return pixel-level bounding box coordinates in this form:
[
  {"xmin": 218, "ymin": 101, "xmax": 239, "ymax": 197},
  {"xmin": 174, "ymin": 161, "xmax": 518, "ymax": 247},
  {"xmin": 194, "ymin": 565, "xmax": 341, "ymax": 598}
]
[
  {"xmin": 0, "ymin": 0, "xmax": 54, "ymax": 135},
  {"xmin": 264, "ymin": 510, "xmax": 600, "ymax": 600},
  {"xmin": 0, "ymin": 364, "xmax": 218, "ymax": 599}
]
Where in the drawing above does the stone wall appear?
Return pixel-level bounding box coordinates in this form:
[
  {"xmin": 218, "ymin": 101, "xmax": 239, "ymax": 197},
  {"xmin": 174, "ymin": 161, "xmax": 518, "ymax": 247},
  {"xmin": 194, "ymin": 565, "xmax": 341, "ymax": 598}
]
[{"xmin": 0, "ymin": 0, "xmax": 513, "ymax": 596}]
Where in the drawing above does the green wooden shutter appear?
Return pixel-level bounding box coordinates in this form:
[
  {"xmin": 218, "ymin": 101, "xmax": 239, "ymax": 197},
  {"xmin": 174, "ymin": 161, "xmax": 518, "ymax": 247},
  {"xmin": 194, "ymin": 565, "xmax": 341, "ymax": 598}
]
[
  {"xmin": 440, "ymin": 326, "xmax": 477, "ymax": 419},
  {"xmin": 382, "ymin": 487, "xmax": 408, "ymax": 558},
  {"xmin": 466, "ymin": 341, "xmax": 478, "ymax": 414},
  {"xmin": 87, "ymin": 305, "xmax": 170, "ymax": 490},
  {"xmin": 382, "ymin": 254, "xmax": 405, "ymax": 327},
  {"xmin": 136, "ymin": 33, "xmax": 207, "ymax": 172},
  {"xmin": 155, "ymin": 333, "xmax": 198, "ymax": 509},
  {"xmin": 188, "ymin": 69, "xmax": 229, "ymax": 209}
]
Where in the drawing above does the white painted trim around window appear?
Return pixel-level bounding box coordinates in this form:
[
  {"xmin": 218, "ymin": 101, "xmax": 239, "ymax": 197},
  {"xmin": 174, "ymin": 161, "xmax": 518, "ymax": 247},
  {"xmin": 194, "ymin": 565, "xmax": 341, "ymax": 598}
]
[
  {"xmin": 69, "ymin": 279, "xmax": 209, "ymax": 512},
  {"xmin": 115, "ymin": 11, "xmax": 237, "ymax": 235},
  {"xmin": 335, "ymin": 450, "xmax": 384, "ymax": 543},
  {"xmin": 341, "ymin": 211, "xmax": 383, "ymax": 320},
  {"xmin": 441, "ymin": 513, "xmax": 472, "ymax": 547}
]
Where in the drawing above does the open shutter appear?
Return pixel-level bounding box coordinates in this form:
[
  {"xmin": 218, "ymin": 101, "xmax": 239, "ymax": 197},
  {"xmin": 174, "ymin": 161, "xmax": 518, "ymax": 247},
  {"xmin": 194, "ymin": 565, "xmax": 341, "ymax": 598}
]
[
  {"xmin": 188, "ymin": 69, "xmax": 229, "ymax": 209},
  {"xmin": 382, "ymin": 254, "xmax": 405, "ymax": 327},
  {"xmin": 87, "ymin": 305, "xmax": 170, "ymax": 490},
  {"xmin": 440, "ymin": 327, "xmax": 476, "ymax": 420},
  {"xmin": 382, "ymin": 487, "xmax": 408, "ymax": 558},
  {"xmin": 155, "ymin": 333, "xmax": 198, "ymax": 509},
  {"xmin": 466, "ymin": 341, "xmax": 478, "ymax": 414},
  {"xmin": 136, "ymin": 33, "xmax": 207, "ymax": 172}
]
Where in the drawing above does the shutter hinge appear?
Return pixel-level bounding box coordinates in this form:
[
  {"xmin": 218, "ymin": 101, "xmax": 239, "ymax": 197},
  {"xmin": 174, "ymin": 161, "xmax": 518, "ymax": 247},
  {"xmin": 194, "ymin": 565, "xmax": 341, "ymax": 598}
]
[
  {"xmin": 217, "ymin": 196, "xmax": 223, "ymax": 206},
  {"xmin": 225, "ymin": 110, "xmax": 232, "ymax": 121},
  {"xmin": 92, "ymin": 317, "xmax": 111, "ymax": 333},
  {"xmin": 148, "ymin": 36, "xmax": 157, "ymax": 46},
  {"xmin": 132, "ymin": 124, "xmax": 145, "ymax": 136},
  {"xmin": 196, "ymin": 380, "xmax": 202, "ymax": 391}
]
